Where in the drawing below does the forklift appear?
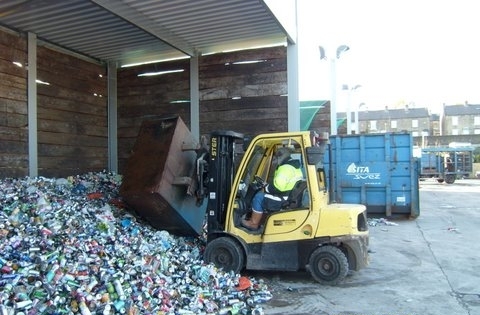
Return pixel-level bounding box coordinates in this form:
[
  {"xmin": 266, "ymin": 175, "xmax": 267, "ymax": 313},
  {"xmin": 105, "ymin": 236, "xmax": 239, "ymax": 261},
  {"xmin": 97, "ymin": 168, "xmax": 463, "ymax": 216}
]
[{"xmin": 120, "ymin": 116, "xmax": 369, "ymax": 285}]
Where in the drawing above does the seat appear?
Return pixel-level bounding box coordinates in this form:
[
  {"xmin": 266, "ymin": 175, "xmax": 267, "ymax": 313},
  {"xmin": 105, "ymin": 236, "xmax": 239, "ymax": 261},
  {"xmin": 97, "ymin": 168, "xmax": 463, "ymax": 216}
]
[{"xmin": 283, "ymin": 180, "xmax": 308, "ymax": 209}]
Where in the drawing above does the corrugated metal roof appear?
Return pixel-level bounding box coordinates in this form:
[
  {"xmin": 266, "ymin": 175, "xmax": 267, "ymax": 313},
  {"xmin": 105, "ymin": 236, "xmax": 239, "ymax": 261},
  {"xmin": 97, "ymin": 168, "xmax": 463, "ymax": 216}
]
[{"xmin": 0, "ymin": 0, "xmax": 291, "ymax": 65}]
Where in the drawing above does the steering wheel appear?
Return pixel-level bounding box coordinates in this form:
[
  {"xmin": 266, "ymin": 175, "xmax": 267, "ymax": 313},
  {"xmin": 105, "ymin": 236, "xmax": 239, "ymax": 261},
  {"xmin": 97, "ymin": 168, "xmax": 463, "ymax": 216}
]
[{"xmin": 251, "ymin": 175, "xmax": 266, "ymax": 190}]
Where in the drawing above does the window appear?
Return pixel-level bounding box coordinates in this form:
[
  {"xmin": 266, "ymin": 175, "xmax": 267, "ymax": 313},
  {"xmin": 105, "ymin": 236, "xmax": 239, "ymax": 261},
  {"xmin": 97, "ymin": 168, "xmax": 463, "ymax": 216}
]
[
  {"xmin": 412, "ymin": 120, "xmax": 418, "ymax": 128},
  {"xmin": 370, "ymin": 120, "xmax": 377, "ymax": 131},
  {"xmin": 475, "ymin": 116, "xmax": 480, "ymax": 126},
  {"xmin": 452, "ymin": 129, "xmax": 459, "ymax": 135},
  {"xmin": 475, "ymin": 129, "xmax": 480, "ymax": 135},
  {"xmin": 452, "ymin": 116, "xmax": 458, "ymax": 126},
  {"xmin": 391, "ymin": 120, "xmax": 397, "ymax": 129},
  {"xmin": 463, "ymin": 127, "xmax": 470, "ymax": 135},
  {"xmin": 412, "ymin": 131, "xmax": 419, "ymax": 137}
]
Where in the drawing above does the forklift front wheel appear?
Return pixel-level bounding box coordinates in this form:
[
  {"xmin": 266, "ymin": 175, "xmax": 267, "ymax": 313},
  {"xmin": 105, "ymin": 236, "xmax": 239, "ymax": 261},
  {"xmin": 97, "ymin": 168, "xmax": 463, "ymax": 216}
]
[
  {"xmin": 307, "ymin": 245, "xmax": 349, "ymax": 285},
  {"xmin": 204, "ymin": 237, "xmax": 245, "ymax": 274}
]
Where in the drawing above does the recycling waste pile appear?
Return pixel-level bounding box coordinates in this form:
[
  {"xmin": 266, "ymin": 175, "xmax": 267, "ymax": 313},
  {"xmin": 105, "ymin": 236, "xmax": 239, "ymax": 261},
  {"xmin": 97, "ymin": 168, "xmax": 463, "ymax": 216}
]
[{"xmin": 0, "ymin": 171, "xmax": 271, "ymax": 315}]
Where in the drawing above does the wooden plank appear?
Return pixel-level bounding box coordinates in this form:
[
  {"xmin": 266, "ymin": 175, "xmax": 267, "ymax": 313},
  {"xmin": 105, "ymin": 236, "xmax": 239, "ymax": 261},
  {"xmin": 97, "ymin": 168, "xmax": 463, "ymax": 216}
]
[
  {"xmin": 1, "ymin": 97, "xmax": 27, "ymax": 116},
  {"xmin": 37, "ymin": 85, "xmax": 106, "ymax": 110},
  {"xmin": 0, "ymin": 140, "xmax": 28, "ymax": 154},
  {"xmin": 38, "ymin": 131, "xmax": 107, "ymax": 147},
  {"xmin": 0, "ymin": 126, "xmax": 28, "ymax": 141},
  {"xmin": 117, "ymin": 90, "xmax": 190, "ymax": 104},
  {"xmin": 0, "ymin": 112, "xmax": 28, "ymax": 128},
  {"xmin": 0, "ymin": 58, "xmax": 27, "ymax": 78},
  {"xmin": 200, "ymin": 82, "xmax": 287, "ymax": 100},
  {"xmin": 118, "ymin": 104, "xmax": 189, "ymax": 119},
  {"xmin": 200, "ymin": 46, "xmax": 286, "ymax": 66},
  {"xmin": 200, "ymin": 118, "xmax": 288, "ymax": 136},
  {"xmin": 0, "ymin": 85, "xmax": 27, "ymax": 102},
  {"xmin": 199, "ymin": 58, "xmax": 286, "ymax": 78},
  {"xmin": 117, "ymin": 71, "xmax": 190, "ymax": 88},
  {"xmin": 0, "ymin": 31, "xmax": 26, "ymax": 51},
  {"xmin": 38, "ymin": 143, "xmax": 107, "ymax": 158},
  {"xmin": 200, "ymin": 72, "xmax": 286, "ymax": 89},
  {"xmin": 0, "ymin": 155, "xmax": 27, "ymax": 167},
  {"xmin": 37, "ymin": 106, "xmax": 107, "ymax": 126},
  {"xmin": 0, "ymin": 167, "xmax": 28, "ymax": 178},
  {"xmin": 38, "ymin": 119, "xmax": 107, "ymax": 138},
  {"xmin": 200, "ymin": 96, "xmax": 285, "ymax": 110}
]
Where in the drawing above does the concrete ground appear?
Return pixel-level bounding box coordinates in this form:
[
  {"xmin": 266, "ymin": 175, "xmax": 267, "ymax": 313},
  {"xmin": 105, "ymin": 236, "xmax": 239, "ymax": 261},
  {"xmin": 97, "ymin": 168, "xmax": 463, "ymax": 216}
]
[{"xmin": 248, "ymin": 179, "xmax": 480, "ymax": 315}]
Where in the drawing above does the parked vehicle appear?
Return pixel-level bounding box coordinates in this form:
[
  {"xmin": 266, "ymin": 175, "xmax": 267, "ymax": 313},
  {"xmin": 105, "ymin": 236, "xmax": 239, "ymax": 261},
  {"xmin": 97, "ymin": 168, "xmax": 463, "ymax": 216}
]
[
  {"xmin": 119, "ymin": 116, "xmax": 369, "ymax": 285},
  {"xmin": 420, "ymin": 145, "xmax": 474, "ymax": 184}
]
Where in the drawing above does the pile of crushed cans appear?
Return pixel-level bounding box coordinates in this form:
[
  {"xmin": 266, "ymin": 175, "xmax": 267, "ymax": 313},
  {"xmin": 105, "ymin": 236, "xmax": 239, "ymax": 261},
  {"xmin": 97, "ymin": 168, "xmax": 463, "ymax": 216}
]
[{"xmin": 0, "ymin": 171, "xmax": 271, "ymax": 315}]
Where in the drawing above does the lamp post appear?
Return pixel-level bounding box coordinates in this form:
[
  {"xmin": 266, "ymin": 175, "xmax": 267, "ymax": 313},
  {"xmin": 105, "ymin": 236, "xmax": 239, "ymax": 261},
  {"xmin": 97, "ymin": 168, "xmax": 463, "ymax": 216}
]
[
  {"xmin": 319, "ymin": 45, "xmax": 350, "ymax": 136},
  {"xmin": 355, "ymin": 102, "xmax": 366, "ymax": 134},
  {"xmin": 342, "ymin": 84, "xmax": 362, "ymax": 134}
]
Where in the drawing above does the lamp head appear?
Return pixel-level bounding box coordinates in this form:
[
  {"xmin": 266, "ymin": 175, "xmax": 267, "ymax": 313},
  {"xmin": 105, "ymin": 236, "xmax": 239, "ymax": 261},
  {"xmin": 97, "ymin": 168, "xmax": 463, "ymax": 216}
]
[{"xmin": 336, "ymin": 45, "xmax": 350, "ymax": 58}]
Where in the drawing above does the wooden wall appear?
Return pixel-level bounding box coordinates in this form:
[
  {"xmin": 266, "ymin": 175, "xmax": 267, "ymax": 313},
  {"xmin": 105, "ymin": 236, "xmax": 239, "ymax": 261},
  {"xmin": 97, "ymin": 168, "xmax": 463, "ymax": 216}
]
[
  {"xmin": 0, "ymin": 30, "xmax": 28, "ymax": 178},
  {"xmin": 199, "ymin": 47, "xmax": 288, "ymax": 136},
  {"xmin": 117, "ymin": 59, "xmax": 191, "ymax": 172},
  {"xmin": 117, "ymin": 46, "xmax": 288, "ymax": 173},
  {"xmin": 0, "ymin": 28, "xmax": 108, "ymax": 179},
  {"xmin": 0, "ymin": 27, "xmax": 304, "ymax": 178},
  {"xmin": 36, "ymin": 47, "xmax": 108, "ymax": 177}
]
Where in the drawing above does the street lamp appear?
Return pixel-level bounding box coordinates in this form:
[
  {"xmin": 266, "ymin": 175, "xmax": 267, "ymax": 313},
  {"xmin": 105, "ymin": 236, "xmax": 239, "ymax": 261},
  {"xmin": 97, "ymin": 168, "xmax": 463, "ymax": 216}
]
[
  {"xmin": 319, "ymin": 45, "xmax": 350, "ymax": 136},
  {"xmin": 355, "ymin": 102, "xmax": 366, "ymax": 134},
  {"xmin": 342, "ymin": 84, "xmax": 362, "ymax": 134}
]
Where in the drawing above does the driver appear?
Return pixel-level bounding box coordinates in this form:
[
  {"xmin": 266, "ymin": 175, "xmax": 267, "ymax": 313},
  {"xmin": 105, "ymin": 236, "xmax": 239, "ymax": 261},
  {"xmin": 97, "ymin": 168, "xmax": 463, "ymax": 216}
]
[{"xmin": 241, "ymin": 147, "xmax": 303, "ymax": 230}]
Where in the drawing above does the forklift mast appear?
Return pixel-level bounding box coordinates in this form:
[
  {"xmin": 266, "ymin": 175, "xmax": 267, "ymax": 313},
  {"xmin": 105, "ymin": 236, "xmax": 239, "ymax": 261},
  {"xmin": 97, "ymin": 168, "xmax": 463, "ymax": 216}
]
[{"xmin": 206, "ymin": 130, "xmax": 244, "ymax": 240}]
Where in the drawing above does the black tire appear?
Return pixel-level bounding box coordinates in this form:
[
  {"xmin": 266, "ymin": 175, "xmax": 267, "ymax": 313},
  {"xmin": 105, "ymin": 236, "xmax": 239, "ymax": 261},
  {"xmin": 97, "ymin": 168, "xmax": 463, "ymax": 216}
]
[
  {"xmin": 437, "ymin": 178, "xmax": 445, "ymax": 183},
  {"xmin": 307, "ymin": 245, "xmax": 349, "ymax": 285},
  {"xmin": 445, "ymin": 174, "xmax": 456, "ymax": 184},
  {"xmin": 204, "ymin": 237, "xmax": 245, "ymax": 273}
]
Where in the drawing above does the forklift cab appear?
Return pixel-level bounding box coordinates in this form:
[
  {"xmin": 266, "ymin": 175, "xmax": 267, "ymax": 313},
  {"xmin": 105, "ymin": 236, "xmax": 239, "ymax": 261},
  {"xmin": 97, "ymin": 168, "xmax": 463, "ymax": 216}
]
[
  {"xmin": 229, "ymin": 134, "xmax": 326, "ymax": 236},
  {"xmin": 234, "ymin": 140, "xmax": 305, "ymax": 210}
]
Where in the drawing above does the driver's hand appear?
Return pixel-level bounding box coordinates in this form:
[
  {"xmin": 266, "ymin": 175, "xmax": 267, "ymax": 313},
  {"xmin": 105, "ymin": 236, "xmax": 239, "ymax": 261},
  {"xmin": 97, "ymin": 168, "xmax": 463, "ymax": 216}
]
[{"xmin": 239, "ymin": 181, "xmax": 246, "ymax": 191}]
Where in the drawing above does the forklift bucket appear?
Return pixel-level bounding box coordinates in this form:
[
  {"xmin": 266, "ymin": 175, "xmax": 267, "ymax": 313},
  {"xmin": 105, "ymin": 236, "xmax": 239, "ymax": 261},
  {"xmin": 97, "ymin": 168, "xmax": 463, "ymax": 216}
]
[{"xmin": 119, "ymin": 116, "xmax": 207, "ymax": 236}]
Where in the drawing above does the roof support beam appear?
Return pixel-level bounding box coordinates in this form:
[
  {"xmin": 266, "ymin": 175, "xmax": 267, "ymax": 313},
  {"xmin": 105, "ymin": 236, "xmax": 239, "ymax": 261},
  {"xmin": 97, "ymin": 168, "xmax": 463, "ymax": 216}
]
[
  {"xmin": 190, "ymin": 55, "xmax": 200, "ymax": 141},
  {"xmin": 285, "ymin": 0, "xmax": 299, "ymax": 131},
  {"xmin": 287, "ymin": 41, "xmax": 300, "ymax": 132},
  {"xmin": 28, "ymin": 32, "xmax": 38, "ymax": 177},
  {"xmin": 107, "ymin": 61, "xmax": 118, "ymax": 173},
  {"xmin": 91, "ymin": 0, "xmax": 195, "ymax": 56}
]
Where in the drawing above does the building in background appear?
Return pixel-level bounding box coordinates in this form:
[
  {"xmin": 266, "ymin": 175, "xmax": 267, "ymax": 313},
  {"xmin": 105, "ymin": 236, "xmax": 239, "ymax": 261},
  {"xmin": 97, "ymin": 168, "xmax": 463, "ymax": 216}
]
[
  {"xmin": 352, "ymin": 106, "xmax": 431, "ymax": 136},
  {"xmin": 335, "ymin": 104, "xmax": 480, "ymax": 137},
  {"xmin": 442, "ymin": 103, "xmax": 480, "ymax": 136}
]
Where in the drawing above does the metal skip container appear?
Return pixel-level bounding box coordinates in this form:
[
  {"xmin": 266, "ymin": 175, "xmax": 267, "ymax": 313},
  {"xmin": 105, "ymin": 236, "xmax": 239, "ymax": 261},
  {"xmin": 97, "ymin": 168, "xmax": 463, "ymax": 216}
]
[
  {"xmin": 120, "ymin": 116, "xmax": 208, "ymax": 236},
  {"xmin": 324, "ymin": 132, "xmax": 420, "ymax": 218}
]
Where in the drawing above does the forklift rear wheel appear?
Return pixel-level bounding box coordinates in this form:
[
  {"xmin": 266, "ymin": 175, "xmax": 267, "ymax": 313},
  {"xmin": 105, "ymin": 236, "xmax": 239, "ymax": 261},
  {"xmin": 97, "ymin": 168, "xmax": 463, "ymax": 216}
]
[
  {"xmin": 308, "ymin": 245, "xmax": 349, "ymax": 285},
  {"xmin": 204, "ymin": 237, "xmax": 245, "ymax": 274}
]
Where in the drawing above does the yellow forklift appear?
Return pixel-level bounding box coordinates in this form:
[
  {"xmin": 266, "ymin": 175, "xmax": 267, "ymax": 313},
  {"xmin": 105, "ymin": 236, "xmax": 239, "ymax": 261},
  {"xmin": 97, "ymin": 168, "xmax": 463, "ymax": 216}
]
[{"xmin": 120, "ymin": 116, "xmax": 369, "ymax": 285}]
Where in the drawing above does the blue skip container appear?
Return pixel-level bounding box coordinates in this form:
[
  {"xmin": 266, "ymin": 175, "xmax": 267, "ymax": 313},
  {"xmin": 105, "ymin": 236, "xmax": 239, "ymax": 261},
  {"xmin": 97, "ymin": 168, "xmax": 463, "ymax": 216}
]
[{"xmin": 324, "ymin": 132, "xmax": 420, "ymax": 218}]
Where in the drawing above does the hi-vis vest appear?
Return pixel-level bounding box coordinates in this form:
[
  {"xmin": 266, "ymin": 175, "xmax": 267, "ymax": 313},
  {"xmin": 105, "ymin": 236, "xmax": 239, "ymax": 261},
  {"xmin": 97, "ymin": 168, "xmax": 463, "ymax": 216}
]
[{"xmin": 273, "ymin": 164, "xmax": 303, "ymax": 192}]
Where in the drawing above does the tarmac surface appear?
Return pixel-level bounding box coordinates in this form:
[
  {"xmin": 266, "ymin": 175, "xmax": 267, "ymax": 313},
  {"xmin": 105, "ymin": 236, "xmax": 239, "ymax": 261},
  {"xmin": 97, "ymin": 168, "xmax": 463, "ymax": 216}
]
[{"xmin": 247, "ymin": 179, "xmax": 480, "ymax": 315}]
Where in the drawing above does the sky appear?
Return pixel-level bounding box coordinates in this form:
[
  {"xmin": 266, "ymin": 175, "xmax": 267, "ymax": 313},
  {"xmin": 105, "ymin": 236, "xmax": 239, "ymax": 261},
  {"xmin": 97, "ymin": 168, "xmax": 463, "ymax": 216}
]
[{"xmin": 286, "ymin": 0, "xmax": 480, "ymax": 114}]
